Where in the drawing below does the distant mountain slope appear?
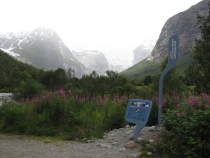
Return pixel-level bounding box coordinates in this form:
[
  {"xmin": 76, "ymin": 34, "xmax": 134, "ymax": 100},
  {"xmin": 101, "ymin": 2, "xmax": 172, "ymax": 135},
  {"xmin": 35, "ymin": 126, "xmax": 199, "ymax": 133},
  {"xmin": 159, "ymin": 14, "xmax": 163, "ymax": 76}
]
[
  {"xmin": 121, "ymin": 0, "xmax": 208, "ymax": 78},
  {"xmin": 0, "ymin": 28, "xmax": 87, "ymax": 78},
  {"xmin": 72, "ymin": 50, "xmax": 110, "ymax": 75},
  {"xmin": 132, "ymin": 40, "xmax": 155, "ymax": 65}
]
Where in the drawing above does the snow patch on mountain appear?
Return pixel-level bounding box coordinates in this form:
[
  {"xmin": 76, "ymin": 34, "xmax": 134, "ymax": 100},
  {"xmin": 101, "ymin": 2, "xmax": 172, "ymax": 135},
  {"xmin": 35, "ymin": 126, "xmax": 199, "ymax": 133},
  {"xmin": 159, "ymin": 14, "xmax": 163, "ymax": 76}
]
[
  {"xmin": 0, "ymin": 48, "xmax": 20, "ymax": 57},
  {"xmin": 133, "ymin": 40, "xmax": 156, "ymax": 65}
]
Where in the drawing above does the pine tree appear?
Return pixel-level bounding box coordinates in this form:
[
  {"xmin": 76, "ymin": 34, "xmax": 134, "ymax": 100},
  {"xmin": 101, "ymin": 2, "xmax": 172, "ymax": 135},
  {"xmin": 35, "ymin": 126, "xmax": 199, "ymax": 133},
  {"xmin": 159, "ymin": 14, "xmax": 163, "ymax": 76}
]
[{"xmin": 185, "ymin": 2, "xmax": 210, "ymax": 93}]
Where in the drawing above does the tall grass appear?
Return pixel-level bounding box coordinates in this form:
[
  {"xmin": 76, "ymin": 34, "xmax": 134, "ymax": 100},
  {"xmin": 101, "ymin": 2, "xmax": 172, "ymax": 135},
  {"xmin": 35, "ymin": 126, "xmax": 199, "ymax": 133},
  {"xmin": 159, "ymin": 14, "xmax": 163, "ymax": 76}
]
[{"xmin": 0, "ymin": 90, "xmax": 127, "ymax": 140}]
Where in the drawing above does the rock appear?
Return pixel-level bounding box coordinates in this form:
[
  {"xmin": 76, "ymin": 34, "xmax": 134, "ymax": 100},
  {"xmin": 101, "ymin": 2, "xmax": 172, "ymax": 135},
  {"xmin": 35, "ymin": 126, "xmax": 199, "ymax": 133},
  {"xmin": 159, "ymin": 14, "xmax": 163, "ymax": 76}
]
[
  {"xmin": 105, "ymin": 144, "xmax": 112, "ymax": 149},
  {"xmin": 148, "ymin": 126, "xmax": 156, "ymax": 131},
  {"xmin": 108, "ymin": 133, "xmax": 114, "ymax": 137},
  {"xmin": 111, "ymin": 142, "xmax": 118, "ymax": 146},
  {"xmin": 126, "ymin": 130, "xmax": 133, "ymax": 135},
  {"xmin": 125, "ymin": 141, "xmax": 137, "ymax": 149},
  {"xmin": 147, "ymin": 152, "xmax": 153, "ymax": 156},
  {"xmin": 119, "ymin": 147, "xmax": 127, "ymax": 152},
  {"xmin": 105, "ymin": 137, "xmax": 114, "ymax": 143},
  {"xmin": 149, "ymin": 140, "xmax": 154, "ymax": 144},
  {"xmin": 87, "ymin": 140, "xmax": 94, "ymax": 143},
  {"xmin": 137, "ymin": 137, "xmax": 144, "ymax": 143},
  {"xmin": 100, "ymin": 144, "xmax": 106, "ymax": 148},
  {"xmin": 128, "ymin": 154, "xmax": 139, "ymax": 158},
  {"xmin": 129, "ymin": 134, "xmax": 134, "ymax": 140},
  {"xmin": 125, "ymin": 125, "xmax": 130, "ymax": 128}
]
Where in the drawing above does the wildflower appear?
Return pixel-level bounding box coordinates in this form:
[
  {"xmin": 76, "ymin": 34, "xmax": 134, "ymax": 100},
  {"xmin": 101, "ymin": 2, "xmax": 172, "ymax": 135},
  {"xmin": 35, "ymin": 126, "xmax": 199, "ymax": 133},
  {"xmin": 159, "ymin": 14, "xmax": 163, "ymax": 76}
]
[
  {"xmin": 114, "ymin": 97, "xmax": 117, "ymax": 103},
  {"xmin": 201, "ymin": 93, "xmax": 208, "ymax": 98},
  {"xmin": 197, "ymin": 101, "xmax": 202, "ymax": 107},
  {"xmin": 191, "ymin": 107, "xmax": 195, "ymax": 111},
  {"xmin": 183, "ymin": 113, "xmax": 187, "ymax": 118},
  {"xmin": 176, "ymin": 113, "xmax": 181, "ymax": 117},
  {"xmin": 162, "ymin": 99, "xmax": 166, "ymax": 106},
  {"xmin": 177, "ymin": 104, "xmax": 181, "ymax": 109}
]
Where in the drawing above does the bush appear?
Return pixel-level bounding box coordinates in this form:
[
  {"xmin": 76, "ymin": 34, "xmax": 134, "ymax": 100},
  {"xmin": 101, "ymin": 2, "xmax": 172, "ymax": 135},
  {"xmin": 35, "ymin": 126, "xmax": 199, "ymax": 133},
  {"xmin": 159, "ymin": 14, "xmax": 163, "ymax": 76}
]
[{"xmin": 160, "ymin": 93, "xmax": 210, "ymax": 158}]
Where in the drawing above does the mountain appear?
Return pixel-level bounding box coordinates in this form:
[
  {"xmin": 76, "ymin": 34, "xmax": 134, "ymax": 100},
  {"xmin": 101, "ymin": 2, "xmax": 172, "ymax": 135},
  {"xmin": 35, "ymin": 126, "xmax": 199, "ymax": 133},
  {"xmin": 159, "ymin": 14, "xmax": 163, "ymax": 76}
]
[
  {"xmin": 121, "ymin": 0, "xmax": 209, "ymax": 78},
  {"xmin": 72, "ymin": 50, "xmax": 110, "ymax": 75},
  {"xmin": 147, "ymin": 0, "xmax": 208, "ymax": 61},
  {"xmin": 0, "ymin": 28, "xmax": 87, "ymax": 78},
  {"xmin": 132, "ymin": 40, "xmax": 155, "ymax": 65}
]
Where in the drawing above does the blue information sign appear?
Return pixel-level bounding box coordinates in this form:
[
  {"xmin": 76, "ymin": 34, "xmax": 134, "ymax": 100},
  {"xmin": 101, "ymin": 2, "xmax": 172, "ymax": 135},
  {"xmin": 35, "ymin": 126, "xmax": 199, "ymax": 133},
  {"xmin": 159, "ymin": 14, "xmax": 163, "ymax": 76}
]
[
  {"xmin": 158, "ymin": 34, "xmax": 179, "ymax": 126},
  {"xmin": 125, "ymin": 99, "xmax": 152, "ymax": 141}
]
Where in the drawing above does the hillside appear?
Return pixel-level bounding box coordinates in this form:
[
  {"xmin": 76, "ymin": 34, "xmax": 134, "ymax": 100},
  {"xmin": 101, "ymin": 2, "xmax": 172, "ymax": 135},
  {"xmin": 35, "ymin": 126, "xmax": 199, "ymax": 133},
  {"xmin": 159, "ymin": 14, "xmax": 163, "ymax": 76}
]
[{"xmin": 0, "ymin": 49, "xmax": 39, "ymax": 89}]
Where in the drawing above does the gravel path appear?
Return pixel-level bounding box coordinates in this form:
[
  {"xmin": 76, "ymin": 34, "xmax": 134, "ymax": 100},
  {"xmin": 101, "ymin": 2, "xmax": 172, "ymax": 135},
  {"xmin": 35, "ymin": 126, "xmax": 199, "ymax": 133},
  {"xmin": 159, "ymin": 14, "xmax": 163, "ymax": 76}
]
[{"xmin": 0, "ymin": 126, "xmax": 160, "ymax": 158}]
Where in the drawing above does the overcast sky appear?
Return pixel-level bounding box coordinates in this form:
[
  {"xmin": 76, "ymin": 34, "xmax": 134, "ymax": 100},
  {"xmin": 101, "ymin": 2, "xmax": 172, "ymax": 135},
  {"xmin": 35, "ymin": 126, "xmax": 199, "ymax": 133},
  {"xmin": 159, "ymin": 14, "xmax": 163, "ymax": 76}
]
[{"xmin": 1, "ymin": 0, "xmax": 202, "ymax": 55}]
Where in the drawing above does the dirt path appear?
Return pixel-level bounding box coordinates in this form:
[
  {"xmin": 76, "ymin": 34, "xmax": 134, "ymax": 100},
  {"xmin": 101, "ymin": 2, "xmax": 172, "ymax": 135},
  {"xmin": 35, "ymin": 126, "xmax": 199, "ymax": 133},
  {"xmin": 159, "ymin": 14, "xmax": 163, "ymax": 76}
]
[{"xmin": 0, "ymin": 126, "xmax": 160, "ymax": 158}]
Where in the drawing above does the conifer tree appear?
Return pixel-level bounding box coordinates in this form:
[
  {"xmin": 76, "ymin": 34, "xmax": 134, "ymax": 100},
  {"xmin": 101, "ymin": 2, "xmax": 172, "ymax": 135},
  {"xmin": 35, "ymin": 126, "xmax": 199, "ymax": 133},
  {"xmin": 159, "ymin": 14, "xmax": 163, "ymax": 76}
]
[{"xmin": 185, "ymin": 2, "xmax": 210, "ymax": 93}]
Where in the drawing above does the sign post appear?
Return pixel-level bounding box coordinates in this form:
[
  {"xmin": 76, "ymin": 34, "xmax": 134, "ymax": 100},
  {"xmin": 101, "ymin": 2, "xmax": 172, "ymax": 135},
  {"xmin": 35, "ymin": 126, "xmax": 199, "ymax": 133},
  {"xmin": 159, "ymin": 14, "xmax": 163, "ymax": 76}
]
[
  {"xmin": 158, "ymin": 34, "xmax": 179, "ymax": 127},
  {"xmin": 125, "ymin": 99, "xmax": 152, "ymax": 141}
]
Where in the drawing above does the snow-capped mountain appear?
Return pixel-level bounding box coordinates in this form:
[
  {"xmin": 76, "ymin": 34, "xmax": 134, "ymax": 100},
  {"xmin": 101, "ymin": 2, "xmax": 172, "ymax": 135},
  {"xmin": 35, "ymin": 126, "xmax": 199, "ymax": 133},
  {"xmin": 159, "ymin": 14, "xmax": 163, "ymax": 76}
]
[
  {"xmin": 0, "ymin": 28, "xmax": 87, "ymax": 78},
  {"xmin": 104, "ymin": 49, "xmax": 133, "ymax": 72},
  {"xmin": 72, "ymin": 49, "xmax": 110, "ymax": 75},
  {"xmin": 132, "ymin": 40, "xmax": 155, "ymax": 65}
]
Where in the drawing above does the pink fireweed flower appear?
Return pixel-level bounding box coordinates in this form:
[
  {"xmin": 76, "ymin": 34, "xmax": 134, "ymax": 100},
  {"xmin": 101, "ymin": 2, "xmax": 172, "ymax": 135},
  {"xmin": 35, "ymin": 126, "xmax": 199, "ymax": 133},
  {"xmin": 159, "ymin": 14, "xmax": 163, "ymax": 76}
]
[
  {"xmin": 183, "ymin": 113, "xmax": 187, "ymax": 118},
  {"xmin": 42, "ymin": 96, "xmax": 45, "ymax": 100},
  {"xmin": 201, "ymin": 93, "xmax": 208, "ymax": 98},
  {"xmin": 162, "ymin": 98, "xmax": 166, "ymax": 106},
  {"xmin": 113, "ymin": 97, "xmax": 117, "ymax": 103},
  {"xmin": 177, "ymin": 104, "xmax": 181, "ymax": 109},
  {"xmin": 204, "ymin": 103, "xmax": 209, "ymax": 106},
  {"xmin": 68, "ymin": 89, "xmax": 72, "ymax": 95},
  {"xmin": 197, "ymin": 101, "xmax": 202, "ymax": 107},
  {"xmin": 176, "ymin": 112, "xmax": 181, "ymax": 117},
  {"xmin": 99, "ymin": 98, "xmax": 103, "ymax": 104},
  {"xmin": 191, "ymin": 107, "xmax": 195, "ymax": 111}
]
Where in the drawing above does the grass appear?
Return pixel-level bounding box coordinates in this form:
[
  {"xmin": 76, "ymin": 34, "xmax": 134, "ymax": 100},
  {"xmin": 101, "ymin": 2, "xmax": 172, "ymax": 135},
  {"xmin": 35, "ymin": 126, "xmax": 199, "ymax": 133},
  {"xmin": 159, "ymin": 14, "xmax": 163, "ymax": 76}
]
[{"xmin": 0, "ymin": 90, "xmax": 127, "ymax": 140}]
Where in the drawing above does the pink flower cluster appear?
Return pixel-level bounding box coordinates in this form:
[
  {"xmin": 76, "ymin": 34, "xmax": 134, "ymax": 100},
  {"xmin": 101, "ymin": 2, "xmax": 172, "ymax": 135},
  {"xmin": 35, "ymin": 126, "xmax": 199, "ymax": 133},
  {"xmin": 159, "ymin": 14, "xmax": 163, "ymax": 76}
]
[
  {"xmin": 152, "ymin": 96, "xmax": 166, "ymax": 107},
  {"xmin": 23, "ymin": 89, "xmax": 72, "ymax": 104},
  {"xmin": 176, "ymin": 93, "xmax": 210, "ymax": 118},
  {"xmin": 113, "ymin": 95, "xmax": 129, "ymax": 104}
]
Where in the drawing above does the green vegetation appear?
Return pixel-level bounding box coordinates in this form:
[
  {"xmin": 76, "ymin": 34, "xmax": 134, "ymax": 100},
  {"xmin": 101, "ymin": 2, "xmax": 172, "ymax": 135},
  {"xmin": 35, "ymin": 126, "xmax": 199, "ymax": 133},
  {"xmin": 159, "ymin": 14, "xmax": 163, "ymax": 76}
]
[
  {"xmin": 185, "ymin": 4, "xmax": 210, "ymax": 94},
  {"xmin": 120, "ymin": 59, "xmax": 160, "ymax": 78},
  {"xmin": 120, "ymin": 51, "xmax": 194, "ymax": 80},
  {"xmin": 0, "ymin": 91, "xmax": 127, "ymax": 139}
]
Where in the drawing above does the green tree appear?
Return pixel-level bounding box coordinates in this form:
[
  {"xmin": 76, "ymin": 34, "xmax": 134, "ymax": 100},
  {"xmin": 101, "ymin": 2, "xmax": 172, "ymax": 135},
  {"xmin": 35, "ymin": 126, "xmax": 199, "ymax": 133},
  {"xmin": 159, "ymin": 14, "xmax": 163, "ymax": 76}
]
[
  {"xmin": 185, "ymin": 3, "xmax": 210, "ymax": 93},
  {"xmin": 152, "ymin": 57, "xmax": 186, "ymax": 95},
  {"xmin": 54, "ymin": 68, "xmax": 68, "ymax": 88}
]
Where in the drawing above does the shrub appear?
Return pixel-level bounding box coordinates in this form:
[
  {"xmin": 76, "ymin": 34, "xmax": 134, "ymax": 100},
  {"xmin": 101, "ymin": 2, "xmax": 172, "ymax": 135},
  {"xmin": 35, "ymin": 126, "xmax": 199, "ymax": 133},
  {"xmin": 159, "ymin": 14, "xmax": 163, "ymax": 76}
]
[{"xmin": 160, "ymin": 93, "xmax": 210, "ymax": 158}]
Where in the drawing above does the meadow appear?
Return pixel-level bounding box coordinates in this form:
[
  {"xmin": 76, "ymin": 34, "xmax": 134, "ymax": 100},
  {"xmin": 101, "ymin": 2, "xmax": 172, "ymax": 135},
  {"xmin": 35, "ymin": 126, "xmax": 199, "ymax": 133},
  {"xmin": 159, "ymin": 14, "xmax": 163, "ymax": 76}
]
[{"xmin": 0, "ymin": 88, "xmax": 210, "ymax": 158}]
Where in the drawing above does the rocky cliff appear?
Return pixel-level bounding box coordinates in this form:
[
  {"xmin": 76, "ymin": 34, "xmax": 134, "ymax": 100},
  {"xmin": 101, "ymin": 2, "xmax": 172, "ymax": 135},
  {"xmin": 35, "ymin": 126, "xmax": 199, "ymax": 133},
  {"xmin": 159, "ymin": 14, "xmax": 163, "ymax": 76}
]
[{"xmin": 147, "ymin": 0, "xmax": 209, "ymax": 61}]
